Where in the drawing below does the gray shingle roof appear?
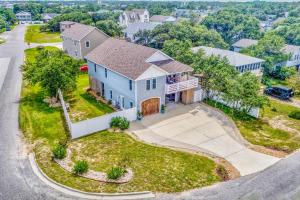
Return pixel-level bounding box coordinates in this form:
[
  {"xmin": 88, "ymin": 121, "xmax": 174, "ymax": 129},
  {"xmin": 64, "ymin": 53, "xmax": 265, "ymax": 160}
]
[
  {"xmin": 282, "ymin": 44, "xmax": 300, "ymax": 54},
  {"xmin": 150, "ymin": 15, "xmax": 176, "ymax": 23},
  {"xmin": 191, "ymin": 46, "xmax": 264, "ymax": 67},
  {"xmin": 85, "ymin": 38, "xmax": 192, "ymax": 80},
  {"xmin": 232, "ymin": 38, "xmax": 258, "ymax": 48},
  {"xmin": 61, "ymin": 23, "xmax": 96, "ymax": 41},
  {"xmin": 124, "ymin": 22, "xmax": 157, "ymax": 35}
]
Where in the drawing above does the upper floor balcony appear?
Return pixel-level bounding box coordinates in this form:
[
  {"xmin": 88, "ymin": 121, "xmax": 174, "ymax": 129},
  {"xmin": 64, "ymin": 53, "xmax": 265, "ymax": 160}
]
[{"xmin": 165, "ymin": 74, "xmax": 198, "ymax": 94}]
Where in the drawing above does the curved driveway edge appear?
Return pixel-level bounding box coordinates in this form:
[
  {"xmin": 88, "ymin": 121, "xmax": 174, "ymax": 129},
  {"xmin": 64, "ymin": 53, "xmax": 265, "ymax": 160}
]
[{"xmin": 29, "ymin": 154, "xmax": 155, "ymax": 200}]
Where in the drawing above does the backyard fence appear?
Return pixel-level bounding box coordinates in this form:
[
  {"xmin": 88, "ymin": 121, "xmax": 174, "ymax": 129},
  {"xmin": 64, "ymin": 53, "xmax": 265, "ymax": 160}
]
[{"xmin": 58, "ymin": 90, "xmax": 137, "ymax": 139}]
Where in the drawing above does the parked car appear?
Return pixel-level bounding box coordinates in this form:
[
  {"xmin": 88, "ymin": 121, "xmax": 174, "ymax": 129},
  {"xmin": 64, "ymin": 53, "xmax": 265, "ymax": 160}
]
[
  {"xmin": 6, "ymin": 26, "xmax": 11, "ymax": 31},
  {"xmin": 264, "ymin": 86, "xmax": 294, "ymax": 100},
  {"xmin": 80, "ymin": 65, "xmax": 88, "ymax": 72}
]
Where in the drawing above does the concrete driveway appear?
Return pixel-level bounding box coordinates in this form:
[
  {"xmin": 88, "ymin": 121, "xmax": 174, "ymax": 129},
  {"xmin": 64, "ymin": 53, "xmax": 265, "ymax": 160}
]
[{"xmin": 131, "ymin": 103, "xmax": 280, "ymax": 176}]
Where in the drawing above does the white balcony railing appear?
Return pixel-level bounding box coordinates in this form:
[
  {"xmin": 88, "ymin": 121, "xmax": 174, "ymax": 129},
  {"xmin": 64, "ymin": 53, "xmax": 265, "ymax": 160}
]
[{"xmin": 165, "ymin": 77, "xmax": 198, "ymax": 94}]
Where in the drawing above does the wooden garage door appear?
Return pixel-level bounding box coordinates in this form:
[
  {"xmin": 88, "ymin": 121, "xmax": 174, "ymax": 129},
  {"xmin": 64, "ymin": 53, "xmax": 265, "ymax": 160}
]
[{"xmin": 142, "ymin": 98, "xmax": 160, "ymax": 116}]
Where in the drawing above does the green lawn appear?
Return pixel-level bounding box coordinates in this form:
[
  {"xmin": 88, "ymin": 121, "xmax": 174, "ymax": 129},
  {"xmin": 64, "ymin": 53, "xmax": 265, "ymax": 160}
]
[
  {"xmin": 206, "ymin": 99, "xmax": 300, "ymax": 153},
  {"xmin": 21, "ymin": 47, "xmax": 221, "ymax": 193},
  {"xmin": 25, "ymin": 25, "xmax": 62, "ymax": 43},
  {"xmin": 65, "ymin": 74, "xmax": 115, "ymax": 122}
]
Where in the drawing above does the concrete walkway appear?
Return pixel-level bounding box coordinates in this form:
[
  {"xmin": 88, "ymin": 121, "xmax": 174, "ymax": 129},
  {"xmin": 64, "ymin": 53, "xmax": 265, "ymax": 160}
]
[
  {"xmin": 130, "ymin": 103, "xmax": 280, "ymax": 176},
  {"xmin": 0, "ymin": 57, "xmax": 10, "ymax": 92}
]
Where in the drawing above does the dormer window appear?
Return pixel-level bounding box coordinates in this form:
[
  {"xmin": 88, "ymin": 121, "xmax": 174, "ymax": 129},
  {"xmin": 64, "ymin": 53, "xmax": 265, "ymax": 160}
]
[{"xmin": 85, "ymin": 41, "xmax": 90, "ymax": 48}]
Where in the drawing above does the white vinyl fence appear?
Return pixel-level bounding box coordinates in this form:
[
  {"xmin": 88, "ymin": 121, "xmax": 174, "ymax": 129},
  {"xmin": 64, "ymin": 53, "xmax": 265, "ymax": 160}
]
[
  {"xmin": 58, "ymin": 90, "xmax": 137, "ymax": 139},
  {"xmin": 193, "ymin": 88, "xmax": 260, "ymax": 118}
]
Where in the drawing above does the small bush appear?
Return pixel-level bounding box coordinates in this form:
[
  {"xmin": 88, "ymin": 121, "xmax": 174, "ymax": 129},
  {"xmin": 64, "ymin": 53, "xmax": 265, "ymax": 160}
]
[
  {"xmin": 110, "ymin": 117, "xmax": 130, "ymax": 130},
  {"xmin": 216, "ymin": 165, "xmax": 229, "ymax": 181},
  {"xmin": 107, "ymin": 166, "xmax": 126, "ymax": 180},
  {"xmin": 73, "ymin": 160, "xmax": 89, "ymax": 175},
  {"xmin": 52, "ymin": 144, "xmax": 67, "ymax": 159},
  {"xmin": 271, "ymin": 107, "xmax": 277, "ymax": 112},
  {"xmin": 289, "ymin": 110, "xmax": 300, "ymax": 120}
]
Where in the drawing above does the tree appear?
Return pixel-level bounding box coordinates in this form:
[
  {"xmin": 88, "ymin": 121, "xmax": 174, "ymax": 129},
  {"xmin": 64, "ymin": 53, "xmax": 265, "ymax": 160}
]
[
  {"xmin": 162, "ymin": 39, "xmax": 194, "ymax": 65},
  {"xmin": 202, "ymin": 9, "xmax": 261, "ymax": 44},
  {"xmin": 134, "ymin": 29, "xmax": 152, "ymax": 46},
  {"xmin": 22, "ymin": 48, "xmax": 80, "ymax": 98},
  {"xmin": 192, "ymin": 49, "xmax": 238, "ymax": 100},
  {"xmin": 95, "ymin": 20, "xmax": 122, "ymax": 37},
  {"xmin": 150, "ymin": 21, "xmax": 228, "ymax": 49}
]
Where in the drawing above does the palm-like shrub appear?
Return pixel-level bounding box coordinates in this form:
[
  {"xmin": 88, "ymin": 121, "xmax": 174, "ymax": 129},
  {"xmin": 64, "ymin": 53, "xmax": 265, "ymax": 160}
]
[{"xmin": 73, "ymin": 160, "xmax": 89, "ymax": 175}]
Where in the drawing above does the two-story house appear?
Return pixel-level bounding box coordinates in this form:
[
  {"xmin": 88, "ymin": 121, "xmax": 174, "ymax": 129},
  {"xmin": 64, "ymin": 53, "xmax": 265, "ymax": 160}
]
[
  {"xmin": 16, "ymin": 11, "xmax": 32, "ymax": 23},
  {"xmin": 191, "ymin": 46, "xmax": 264, "ymax": 76},
  {"xmin": 232, "ymin": 38, "xmax": 300, "ymax": 69},
  {"xmin": 123, "ymin": 22, "xmax": 157, "ymax": 42},
  {"xmin": 61, "ymin": 23, "xmax": 109, "ymax": 59},
  {"xmin": 119, "ymin": 9, "xmax": 150, "ymax": 27},
  {"xmin": 85, "ymin": 38, "xmax": 198, "ymax": 116}
]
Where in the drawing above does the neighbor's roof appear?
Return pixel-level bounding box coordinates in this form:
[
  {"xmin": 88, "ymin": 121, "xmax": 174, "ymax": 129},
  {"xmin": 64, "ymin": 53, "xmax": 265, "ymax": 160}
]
[
  {"xmin": 191, "ymin": 46, "xmax": 264, "ymax": 67},
  {"xmin": 16, "ymin": 11, "xmax": 31, "ymax": 16},
  {"xmin": 85, "ymin": 38, "xmax": 192, "ymax": 80},
  {"xmin": 282, "ymin": 44, "xmax": 300, "ymax": 54},
  {"xmin": 150, "ymin": 15, "xmax": 176, "ymax": 23},
  {"xmin": 61, "ymin": 23, "xmax": 96, "ymax": 41},
  {"xmin": 124, "ymin": 22, "xmax": 157, "ymax": 35},
  {"xmin": 60, "ymin": 21, "xmax": 77, "ymax": 25},
  {"xmin": 42, "ymin": 13, "xmax": 59, "ymax": 19},
  {"xmin": 232, "ymin": 38, "xmax": 258, "ymax": 48}
]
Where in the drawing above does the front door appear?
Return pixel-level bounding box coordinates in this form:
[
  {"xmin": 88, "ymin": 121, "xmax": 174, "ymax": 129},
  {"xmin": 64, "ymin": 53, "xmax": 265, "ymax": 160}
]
[{"xmin": 141, "ymin": 98, "xmax": 160, "ymax": 116}]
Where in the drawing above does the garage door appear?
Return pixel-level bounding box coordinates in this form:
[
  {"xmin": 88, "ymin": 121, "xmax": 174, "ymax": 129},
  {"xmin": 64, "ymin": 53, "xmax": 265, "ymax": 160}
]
[{"xmin": 142, "ymin": 98, "xmax": 160, "ymax": 116}]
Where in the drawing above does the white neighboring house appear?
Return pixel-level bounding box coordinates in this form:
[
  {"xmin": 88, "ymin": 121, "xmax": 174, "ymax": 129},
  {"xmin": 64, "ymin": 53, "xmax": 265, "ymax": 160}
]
[
  {"xmin": 124, "ymin": 22, "xmax": 157, "ymax": 43},
  {"xmin": 119, "ymin": 9, "xmax": 150, "ymax": 27},
  {"xmin": 16, "ymin": 11, "xmax": 32, "ymax": 23},
  {"xmin": 149, "ymin": 15, "xmax": 177, "ymax": 25},
  {"xmin": 232, "ymin": 38, "xmax": 300, "ymax": 68},
  {"xmin": 41, "ymin": 13, "xmax": 59, "ymax": 23},
  {"xmin": 61, "ymin": 23, "xmax": 109, "ymax": 59},
  {"xmin": 191, "ymin": 46, "xmax": 264, "ymax": 76}
]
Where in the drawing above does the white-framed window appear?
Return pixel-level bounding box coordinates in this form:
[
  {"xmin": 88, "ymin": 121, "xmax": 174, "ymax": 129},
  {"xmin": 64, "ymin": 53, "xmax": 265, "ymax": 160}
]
[
  {"xmin": 130, "ymin": 101, "xmax": 133, "ymax": 108},
  {"xmin": 105, "ymin": 68, "xmax": 107, "ymax": 78},
  {"xmin": 146, "ymin": 79, "xmax": 151, "ymax": 90},
  {"xmin": 129, "ymin": 80, "xmax": 132, "ymax": 90},
  {"xmin": 75, "ymin": 50, "xmax": 78, "ymax": 56},
  {"xmin": 94, "ymin": 64, "xmax": 97, "ymax": 72},
  {"xmin": 109, "ymin": 90, "xmax": 112, "ymax": 99},
  {"xmin": 85, "ymin": 41, "xmax": 90, "ymax": 48},
  {"xmin": 152, "ymin": 78, "xmax": 156, "ymax": 89}
]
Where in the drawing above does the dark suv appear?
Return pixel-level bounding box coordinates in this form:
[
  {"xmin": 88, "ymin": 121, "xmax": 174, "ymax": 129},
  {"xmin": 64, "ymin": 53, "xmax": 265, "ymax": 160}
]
[{"xmin": 264, "ymin": 86, "xmax": 294, "ymax": 100}]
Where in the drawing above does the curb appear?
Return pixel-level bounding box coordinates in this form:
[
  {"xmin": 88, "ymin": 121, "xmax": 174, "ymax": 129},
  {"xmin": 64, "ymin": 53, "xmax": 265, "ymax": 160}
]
[{"xmin": 29, "ymin": 153, "xmax": 155, "ymax": 200}]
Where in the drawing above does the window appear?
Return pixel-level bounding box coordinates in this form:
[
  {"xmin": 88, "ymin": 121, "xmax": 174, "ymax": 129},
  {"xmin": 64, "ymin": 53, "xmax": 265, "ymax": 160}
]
[
  {"xmin": 146, "ymin": 80, "xmax": 151, "ymax": 90},
  {"xmin": 75, "ymin": 50, "xmax": 78, "ymax": 56},
  {"xmin": 94, "ymin": 64, "xmax": 97, "ymax": 72},
  {"xmin": 85, "ymin": 41, "xmax": 90, "ymax": 48},
  {"xmin": 130, "ymin": 101, "xmax": 133, "ymax": 108},
  {"xmin": 152, "ymin": 78, "xmax": 156, "ymax": 89},
  {"xmin": 109, "ymin": 90, "xmax": 112, "ymax": 99},
  {"xmin": 105, "ymin": 68, "xmax": 107, "ymax": 78},
  {"xmin": 129, "ymin": 80, "xmax": 132, "ymax": 90}
]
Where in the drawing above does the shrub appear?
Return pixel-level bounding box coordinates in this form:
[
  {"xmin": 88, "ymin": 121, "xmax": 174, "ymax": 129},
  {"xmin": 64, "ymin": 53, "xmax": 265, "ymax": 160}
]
[
  {"xmin": 216, "ymin": 165, "xmax": 229, "ymax": 181},
  {"xmin": 73, "ymin": 160, "xmax": 89, "ymax": 175},
  {"xmin": 289, "ymin": 110, "xmax": 300, "ymax": 120},
  {"xmin": 52, "ymin": 144, "xmax": 67, "ymax": 159},
  {"xmin": 271, "ymin": 107, "xmax": 277, "ymax": 112},
  {"xmin": 107, "ymin": 166, "xmax": 126, "ymax": 180},
  {"xmin": 110, "ymin": 117, "xmax": 130, "ymax": 130}
]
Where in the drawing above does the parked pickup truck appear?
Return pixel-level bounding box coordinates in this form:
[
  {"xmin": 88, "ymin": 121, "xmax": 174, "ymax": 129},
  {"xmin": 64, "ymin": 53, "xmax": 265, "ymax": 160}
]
[{"xmin": 264, "ymin": 86, "xmax": 294, "ymax": 100}]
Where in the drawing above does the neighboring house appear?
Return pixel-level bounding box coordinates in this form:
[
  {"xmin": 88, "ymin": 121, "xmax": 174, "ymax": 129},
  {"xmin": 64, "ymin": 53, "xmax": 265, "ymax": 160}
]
[
  {"xmin": 191, "ymin": 46, "xmax": 264, "ymax": 76},
  {"xmin": 41, "ymin": 13, "xmax": 59, "ymax": 23},
  {"xmin": 123, "ymin": 22, "xmax": 157, "ymax": 42},
  {"xmin": 61, "ymin": 23, "xmax": 109, "ymax": 59},
  {"xmin": 85, "ymin": 38, "xmax": 198, "ymax": 116},
  {"xmin": 119, "ymin": 9, "xmax": 150, "ymax": 27},
  {"xmin": 233, "ymin": 38, "xmax": 300, "ymax": 68},
  {"xmin": 59, "ymin": 21, "xmax": 77, "ymax": 32},
  {"xmin": 173, "ymin": 9, "xmax": 202, "ymax": 18},
  {"xmin": 232, "ymin": 38, "xmax": 258, "ymax": 52},
  {"xmin": 16, "ymin": 11, "xmax": 32, "ymax": 22},
  {"xmin": 149, "ymin": 15, "xmax": 177, "ymax": 24}
]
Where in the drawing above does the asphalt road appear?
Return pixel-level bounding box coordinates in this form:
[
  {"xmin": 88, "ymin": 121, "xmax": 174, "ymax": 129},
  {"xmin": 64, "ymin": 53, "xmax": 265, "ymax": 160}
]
[
  {"xmin": 0, "ymin": 25, "xmax": 77, "ymax": 200},
  {"xmin": 0, "ymin": 25, "xmax": 300, "ymax": 200}
]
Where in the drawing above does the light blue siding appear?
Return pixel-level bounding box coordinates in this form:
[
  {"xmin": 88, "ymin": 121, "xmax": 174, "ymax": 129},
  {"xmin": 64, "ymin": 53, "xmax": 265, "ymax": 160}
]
[{"xmin": 88, "ymin": 61, "xmax": 136, "ymax": 109}]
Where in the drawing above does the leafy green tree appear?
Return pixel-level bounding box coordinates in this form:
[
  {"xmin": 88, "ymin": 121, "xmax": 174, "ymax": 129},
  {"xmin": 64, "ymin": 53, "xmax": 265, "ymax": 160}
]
[
  {"xmin": 22, "ymin": 48, "xmax": 80, "ymax": 98},
  {"xmin": 0, "ymin": 8, "xmax": 17, "ymax": 25},
  {"xmin": 134, "ymin": 29, "xmax": 152, "ymax": 46},
  {"xmin": 192, "ymin": 49, "xmax": 237, "ymax": 99},
  {"xmin": 150, "ymin": 21, "xmax": 228, "ymax": 49},
  {"xmin": 96, "ymin": 20, "xmax": 122, "ymax": 37},
  {"xmin": 202, "ymin": 10, "xmax": 261, "ymax": 44},
  {"xmin": 162, "ymin": 39, "xmax": 194, "ymax": 65}
]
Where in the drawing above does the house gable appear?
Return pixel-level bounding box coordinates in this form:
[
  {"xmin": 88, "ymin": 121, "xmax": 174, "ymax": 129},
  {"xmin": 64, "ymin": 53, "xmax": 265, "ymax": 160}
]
[
  {"xmin": 146, "ymin": 51, "xmax": 171, "ymax": 63},
  {"xmin": 136, "ymin": 65, "xmax": 168, "ymax": 80}
]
